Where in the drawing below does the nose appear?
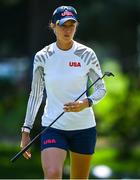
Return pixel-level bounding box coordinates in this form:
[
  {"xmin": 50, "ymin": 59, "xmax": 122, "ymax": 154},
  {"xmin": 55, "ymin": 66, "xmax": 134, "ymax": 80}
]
[{"xmin": 64, "ymin": 27, "xmax": 71, "ymax": 33}]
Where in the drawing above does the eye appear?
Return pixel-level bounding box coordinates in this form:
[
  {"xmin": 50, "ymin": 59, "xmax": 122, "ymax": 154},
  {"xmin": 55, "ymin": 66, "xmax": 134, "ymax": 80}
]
[{"xmin": 62, "ymin": 24, "xmax": 66, "ymax": 28}]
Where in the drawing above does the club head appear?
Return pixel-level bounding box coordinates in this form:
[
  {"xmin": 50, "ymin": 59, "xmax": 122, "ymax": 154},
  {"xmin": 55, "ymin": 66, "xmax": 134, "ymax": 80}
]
[{"xmin": 104, "ymin": 72, "xmax": 114, "ymax": 77}]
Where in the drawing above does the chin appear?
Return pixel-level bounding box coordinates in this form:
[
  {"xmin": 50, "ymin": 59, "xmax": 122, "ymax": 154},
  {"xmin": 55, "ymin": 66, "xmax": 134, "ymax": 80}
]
[
  {"xmin": 63, "ymin": 36, "xmax": 72, "ymax": 41},
  {"xmin": 62, "ymin": 39, "xmax": 71, "ymax": 43}
]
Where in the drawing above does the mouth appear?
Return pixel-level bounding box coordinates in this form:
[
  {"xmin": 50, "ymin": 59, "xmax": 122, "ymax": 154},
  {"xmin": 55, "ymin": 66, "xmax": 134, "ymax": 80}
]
[{"xmin": 64, "ymin": 34, "xmax": 70, "ymax": 37}]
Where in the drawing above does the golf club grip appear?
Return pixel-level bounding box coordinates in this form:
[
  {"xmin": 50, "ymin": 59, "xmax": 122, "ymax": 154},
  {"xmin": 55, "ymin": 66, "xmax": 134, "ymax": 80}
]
[{"xmin": 11, "ymin": 133, "xmax": 40, "ymax": 163}]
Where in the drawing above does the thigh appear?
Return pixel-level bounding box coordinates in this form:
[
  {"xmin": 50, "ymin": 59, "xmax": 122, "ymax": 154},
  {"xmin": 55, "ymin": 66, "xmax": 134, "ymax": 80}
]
[
  {"xmin": 70, "ymin": 151, "xmax": 92, "ymax": 179},
  {"xmin": 40, "ymin": 127, "xmax": 68, "ymax": 178},
  {"xmin": 41, "ymin": 148, "xmax": 67, "ymax": 178}
]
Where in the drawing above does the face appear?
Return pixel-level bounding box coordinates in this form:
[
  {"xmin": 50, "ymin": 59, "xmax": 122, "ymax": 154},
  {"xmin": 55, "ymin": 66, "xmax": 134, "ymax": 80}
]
[{"xmin": 54, "ymin": 20, "xmax": 77, "ymax": 43}]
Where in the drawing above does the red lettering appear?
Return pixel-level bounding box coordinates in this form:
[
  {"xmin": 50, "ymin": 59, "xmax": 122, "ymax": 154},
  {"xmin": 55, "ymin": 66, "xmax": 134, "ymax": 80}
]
[
  {"xmin": 69, "ymin": 62, "xmax": 73, "ymax": 67},
  {"xmin": 69, "ymin": 61, "xmax": 81, "ymax": 67},
  {"xmin": 52, "ymin": 139, "xmax": 56, "ymax": 143},
  {"xmin": 43, "ymin": 139, "xmax": 57, "ymax": 144},
  {"xmin": 61, "ymin": 11, "xmax": 73, "ymax": 16},
  {"xmin": 77, "ymin": 62, "xmax": 81, "ymax": 67},
  {"xmin": 48, "ymin": 139, "xmax": 51, "ymax": 143}
]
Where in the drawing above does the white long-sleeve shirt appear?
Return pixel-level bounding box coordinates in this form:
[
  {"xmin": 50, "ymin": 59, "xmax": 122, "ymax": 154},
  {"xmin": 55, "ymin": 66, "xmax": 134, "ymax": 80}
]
[{"xmin": 23, "ymin": 41, "xmax": 106, "ymax": 130}]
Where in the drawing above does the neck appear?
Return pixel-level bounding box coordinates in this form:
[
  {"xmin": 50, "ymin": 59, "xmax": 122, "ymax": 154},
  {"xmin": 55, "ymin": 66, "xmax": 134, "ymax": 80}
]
[{"xmin": 56, "ymin": 40, "xmax": 74, "ymax": 50}]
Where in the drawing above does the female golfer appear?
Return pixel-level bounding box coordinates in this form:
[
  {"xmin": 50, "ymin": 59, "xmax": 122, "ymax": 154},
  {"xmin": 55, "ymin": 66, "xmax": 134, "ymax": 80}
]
[{"xmin": 20, "ymin": 6, "xmax": 106, "ymax": 179}]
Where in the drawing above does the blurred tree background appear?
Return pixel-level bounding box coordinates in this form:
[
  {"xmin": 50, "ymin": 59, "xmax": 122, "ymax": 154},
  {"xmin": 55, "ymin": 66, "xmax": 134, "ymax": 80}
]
[{"xmin": 0, "ymin": 0, "xmax": 140, "ymax": 179}]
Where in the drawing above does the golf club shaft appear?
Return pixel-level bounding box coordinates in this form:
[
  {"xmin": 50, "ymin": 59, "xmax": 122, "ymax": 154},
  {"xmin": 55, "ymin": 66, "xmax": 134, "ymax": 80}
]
[{"xmin": 10, "ymin": 72, "xmax": 113, "ymax": 163}]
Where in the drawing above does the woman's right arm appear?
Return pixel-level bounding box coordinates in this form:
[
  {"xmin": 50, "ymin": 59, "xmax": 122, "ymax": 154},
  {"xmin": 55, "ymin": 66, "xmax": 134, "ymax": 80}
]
[{"xmin": 20, "ymin": 54, "xmax": 45, "ymax": 159}]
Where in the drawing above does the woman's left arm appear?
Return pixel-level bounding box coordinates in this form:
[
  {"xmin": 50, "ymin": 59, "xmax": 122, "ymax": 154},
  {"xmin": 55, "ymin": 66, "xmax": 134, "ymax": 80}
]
[
  {"xmin": 88, "ymin": 68, "xmax": 106, "ymax": 105},
  {"xmin": 87, "ymin": 50, "xmax": 106, "ymax": 105}
]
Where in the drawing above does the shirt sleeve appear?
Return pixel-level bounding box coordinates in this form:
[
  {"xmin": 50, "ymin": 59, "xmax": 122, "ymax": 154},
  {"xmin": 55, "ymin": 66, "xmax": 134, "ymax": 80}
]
[
  {"xmin": 23, "ymin": 54, "xmax": 45, "ymax": 129},
  {"xmin": 88, "ymin": 51, "xmax": 106, "ymax": 104}
]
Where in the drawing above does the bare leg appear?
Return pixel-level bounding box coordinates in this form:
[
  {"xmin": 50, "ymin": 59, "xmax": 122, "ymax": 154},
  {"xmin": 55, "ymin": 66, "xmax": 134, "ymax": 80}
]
[
  {"xmin": 41, "ymin": 147, "xmax": 67, "ymax": 179},
  {"xmin": 70, "ymin": 151, "xmax": 92, "ymax": 179}
]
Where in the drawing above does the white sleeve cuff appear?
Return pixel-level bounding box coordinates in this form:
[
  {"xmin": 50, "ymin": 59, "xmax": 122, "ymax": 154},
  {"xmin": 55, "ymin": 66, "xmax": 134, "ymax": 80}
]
[{"xmin": 21, "ymin": 127, "xmax": 31, "ymax": 133}]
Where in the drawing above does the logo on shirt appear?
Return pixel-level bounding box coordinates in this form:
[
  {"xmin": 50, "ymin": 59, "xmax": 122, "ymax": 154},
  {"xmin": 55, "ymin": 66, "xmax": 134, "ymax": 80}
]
[{"xmin": 69, "ymin": 61, "xmax": 81, "ymax": 67}]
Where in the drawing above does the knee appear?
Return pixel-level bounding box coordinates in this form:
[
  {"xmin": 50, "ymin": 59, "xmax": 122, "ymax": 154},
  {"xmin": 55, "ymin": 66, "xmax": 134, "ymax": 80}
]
[{"xmin": 43, "ymin": 166, "xmax": 62, "ymax": 179}]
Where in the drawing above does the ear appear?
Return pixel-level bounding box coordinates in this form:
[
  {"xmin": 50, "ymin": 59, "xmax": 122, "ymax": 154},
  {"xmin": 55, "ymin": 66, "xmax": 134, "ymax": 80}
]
[
  {"xmin": 50, "ymin": 22, "xmax": 55, "ymax": 29},
  {"xmin": 76, "ymin": 22, "xmax": 79, "ymax": 28},
  {"xmin": 50, "ymin": 23, "xmax": 56, "ymax": 34},
  {"xmin": 53, "ymin": 29, "xmax": 56, "ymax": 34}
]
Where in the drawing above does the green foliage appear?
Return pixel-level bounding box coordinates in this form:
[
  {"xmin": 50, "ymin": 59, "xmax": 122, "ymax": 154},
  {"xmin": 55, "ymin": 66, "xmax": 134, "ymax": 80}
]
[
  {"xmin": 0, "ymin": 86, "xmax": 27, "ymax": 136},
  {"xmin": 95, "ymin": 59, "xmax": 129, "ymax": 134},
  {"xmin": 94, "ymin": 59, "xmax": 140, "ymax": 157}
]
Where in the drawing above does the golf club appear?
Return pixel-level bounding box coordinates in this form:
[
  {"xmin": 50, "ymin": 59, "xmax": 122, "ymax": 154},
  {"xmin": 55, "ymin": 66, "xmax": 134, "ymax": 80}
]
[{"xmin": 10, "ymin": 71, "xmax": 114, "ymax": 163}]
